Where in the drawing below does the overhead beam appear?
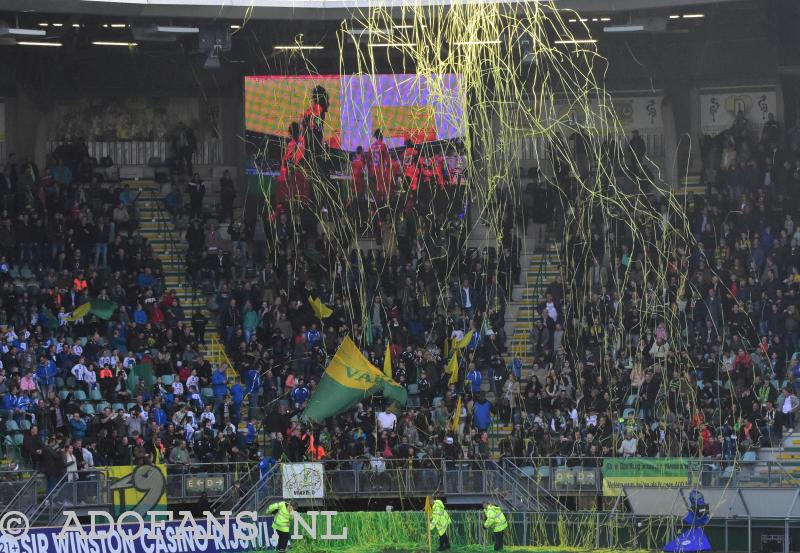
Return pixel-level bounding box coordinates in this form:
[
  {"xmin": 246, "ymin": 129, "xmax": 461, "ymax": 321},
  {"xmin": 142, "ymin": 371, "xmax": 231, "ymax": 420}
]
[{"xmin": 10, "ymin": 0, "xmax": 751, "ymax": 21}]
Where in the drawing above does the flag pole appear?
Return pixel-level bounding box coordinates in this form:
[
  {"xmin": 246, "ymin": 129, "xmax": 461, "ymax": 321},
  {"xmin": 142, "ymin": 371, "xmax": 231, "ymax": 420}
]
[{"xmin": 425, "ymin": 496, "xmax": 432, "ymax": 553}]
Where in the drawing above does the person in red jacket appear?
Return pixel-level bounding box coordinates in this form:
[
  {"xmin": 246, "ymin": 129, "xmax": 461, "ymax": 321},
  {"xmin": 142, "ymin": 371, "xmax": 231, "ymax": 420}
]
[
  {"xmin": 277, "ymin": 122, "xmax": 308, "ymax": 205},
  {"xmin": 402, "ymin": 138, "xmax": 420, "ymax": 191},
  {"xmin": 370, "ymin": 129, "xmax": 392, "ymax": 205},
  {"xmin": 351, "ymin": 146, "xmax": 367, "ymax": 199},
  {"xmin": 302, "ymin": 85, "xmax": 329, "ymax": 172}
]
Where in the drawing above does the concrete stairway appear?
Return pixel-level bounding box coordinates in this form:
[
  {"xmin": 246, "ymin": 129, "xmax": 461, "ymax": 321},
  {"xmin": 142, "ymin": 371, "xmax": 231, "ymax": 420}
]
[{"xmin": 132, "ymin": 182, "xmax": 239, "ymax": 386}]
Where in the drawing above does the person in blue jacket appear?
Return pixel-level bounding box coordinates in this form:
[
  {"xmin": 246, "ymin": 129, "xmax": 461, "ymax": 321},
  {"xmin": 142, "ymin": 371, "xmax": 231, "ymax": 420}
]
[
  {"xmin": 36, "ymin": 354, "xmax": 58, "ymax": 398},
  {"xmin": 151, "ymin": 401, "xmax": 168, "ymax": 427},
  {"xmin": 291, "ymin": 378, "xmax": 310, "ymax": 408},
  {"xmin": 466, "ymin": 364, "xmax": 483, "ymax": 395},
  {"xmin": 230, "ymin": 377, "xmax": 245, "ymax": 424},
  {"xmin": 69, "ymin": 413, "xmax": 87, "ymax": 440},
  {"xmin": 664, "ymin": 490, "xmax": 712, "ymax": 552},
  {"xmin": 1, "ymin": 387, "xmax": 20, "ymax": 421},
  {"xmin": 212, "ymin": 366, "xmax": 229, "ymax": 419},
  {"xmin": 473, "ymin": 393, "xmax": 492, "ymax": 432}
]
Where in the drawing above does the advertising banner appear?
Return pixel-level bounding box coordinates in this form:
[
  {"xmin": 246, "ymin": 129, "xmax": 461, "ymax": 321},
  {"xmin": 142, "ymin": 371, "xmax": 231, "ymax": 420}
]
[
  {"xmin": 602, "ymin": 458, "xmax": 689, "ymax": 496},
  {"xmin": 281, "ymin": 463, "xmax": 325, "ymax": 499},
  {"xmin": 108, "ymin": 464, "xmax": 168, "ymax": 515},
  {"xmin": 699, "ymin": 88, "xmax": 776, "ymax": 137},
  {"xmin": 0, "ymin": 517, "xmax": 274, "ymax": 553}
]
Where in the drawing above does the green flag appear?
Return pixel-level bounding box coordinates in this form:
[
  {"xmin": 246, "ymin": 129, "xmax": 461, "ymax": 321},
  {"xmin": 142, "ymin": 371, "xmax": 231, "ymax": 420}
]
[
  {"xmin": 304, "ymin": 337, "xmax": 407, "ymax": 422},
  {"xmin": 128, "ymin": 363, "xmax": 155, "ymax": 393},
  {"xmin": 89, "ymin": 298, "xmax": 118, "ymax": 320},
  {"xmin": 40, "ymin": 307, "xmax": 59, "ymax": 330}
]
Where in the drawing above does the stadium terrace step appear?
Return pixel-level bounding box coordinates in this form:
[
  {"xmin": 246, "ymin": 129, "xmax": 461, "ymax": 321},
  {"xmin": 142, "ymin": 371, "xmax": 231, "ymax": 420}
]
[
  {"xmin": 776, "ymin": 452, "xmax": 800, "ymax": 460},
  {"xmin": 134, "ymin": 186, "xmax": 238, "ymax": 388}
]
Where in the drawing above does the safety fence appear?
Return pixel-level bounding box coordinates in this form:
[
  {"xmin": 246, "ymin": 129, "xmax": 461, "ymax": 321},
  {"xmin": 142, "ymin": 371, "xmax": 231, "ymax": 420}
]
[{"xmin": 46, "ymin": 140, "xmax": 222, "ymax": 166}]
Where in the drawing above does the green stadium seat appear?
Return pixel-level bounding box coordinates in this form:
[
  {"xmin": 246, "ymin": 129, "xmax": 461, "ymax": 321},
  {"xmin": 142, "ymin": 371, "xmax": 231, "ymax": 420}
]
[
  {"xmin": 161, "ymin": 374, "xmax": 175, "ymax": 386},
  {"xmin": 5, "ymin": 420, "xmax": 19, "ymax": 432},
  {"xmin": 58, "ymin": 390, "xmax": 70, "ymax": 401},
  {"xmin": 81, "ymin": 404, "xmax": 95, "ymax": 416},
  {"xmin": 19, "ymin": 420, "xmax": 31, "ymax": 431},
  {"xmin": 112, "ymin": 403, "xmax": 124, "ymax": 412},
  {"xmin": 73, "ymin": 390, "xmax": 87, "ymax": 401},
  {"xmin": 89, "ymin": 389, "xmax": 103, "ymax": 401}
]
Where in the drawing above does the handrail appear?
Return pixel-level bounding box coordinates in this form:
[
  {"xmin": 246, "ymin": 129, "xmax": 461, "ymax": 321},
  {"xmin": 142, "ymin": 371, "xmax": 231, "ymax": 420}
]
[
  {"xmin": 527, "ymin": 223, "xmax": 551, "ymax": 335},
  {"xmin": 209, "ymin": 334, "xmax": 238, "ymax": 381},
  {"xmin": 1, "ymin": 471, "xmax": 41, "ymax": 515},
  {"xmin": 209, "ymin": 462, "xmax": 261, "ymax": 511},
  {"xmin": 231, "ymin": 464, "xmax": 281, "ymax": 514},
  {"xmin": 145, "ymin": 183, "xmax": 185, "ymax": 290},
  {"xmin": 501, "ymin": 458, "xmax": 566, "ymax": 510},
  {"xmin": 26, "ymin": 472, "xmax": 69, "ymax": 522}
]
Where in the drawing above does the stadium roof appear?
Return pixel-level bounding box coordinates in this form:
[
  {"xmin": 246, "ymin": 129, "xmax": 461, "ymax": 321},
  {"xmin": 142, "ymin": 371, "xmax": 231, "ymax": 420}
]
[{"xmin": 10, "ymin": 0, "xmax": 748, "ymax": 20}]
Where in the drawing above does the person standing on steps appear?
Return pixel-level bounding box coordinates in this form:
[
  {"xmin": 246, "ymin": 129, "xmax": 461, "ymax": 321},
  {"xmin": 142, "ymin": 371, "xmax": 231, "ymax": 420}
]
[
  {"xmin": 430, "ymin": 499, "xmax": 452, "ymax": 551},
  {"xmin": 483, "ymin": 502, "xmax": 508, "ymax": 551},
  {"xmin": 266, "ymin": 499, "xmax": 296, "ymax": 552},
  {"xmin": 192, "ymin": 310, "xmax": 208, "ymax": 345}
]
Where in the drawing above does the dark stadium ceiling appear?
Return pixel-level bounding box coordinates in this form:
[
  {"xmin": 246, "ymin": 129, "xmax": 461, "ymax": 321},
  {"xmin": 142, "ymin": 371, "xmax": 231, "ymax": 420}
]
[
  {"xmin": 4, "ymin": 0, "xmax": 750, "ymax": 21},
  {"xmin": 0, "ymin": 2, "xmax": 721, "ymax": 52}
]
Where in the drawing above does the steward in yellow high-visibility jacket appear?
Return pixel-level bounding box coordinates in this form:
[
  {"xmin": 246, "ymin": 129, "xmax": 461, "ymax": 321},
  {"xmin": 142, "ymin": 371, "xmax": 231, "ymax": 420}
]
[
  {"xmin": 483, "ymin": 503, "xmax": 508, "ymax": 551},
  {"xmin": 429, "ymin": 499, "xmax": 452, "ymax": 551},
  {"xmin": 267, "ymin": 500, "xmax": 295, "ymax": 552}
]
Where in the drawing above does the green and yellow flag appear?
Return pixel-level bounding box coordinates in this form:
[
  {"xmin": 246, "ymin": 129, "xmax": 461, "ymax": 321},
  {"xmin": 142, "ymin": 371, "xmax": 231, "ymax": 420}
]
[
  {"xmin": 66, "ymin": 298, "xmax": 118, "ymax": 322},
  {"xmin": 304, "ymin": 337, "xmax": 407, "ymax": 422},
  {"xmin": 308, "ymin": 296, "xmax": 333, "ymax": 320}
]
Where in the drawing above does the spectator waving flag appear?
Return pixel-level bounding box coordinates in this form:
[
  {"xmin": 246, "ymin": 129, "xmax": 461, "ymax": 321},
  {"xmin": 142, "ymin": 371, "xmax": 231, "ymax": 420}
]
[
  {"xmin": 308, "ymin": 295, "xmax": 333, "ymax": 319},
  {"xmin": 66, "ymin": 302, "xmax": 91, "ymax": 322},
  {"xmin": 304, "ymin": 337, "xmax": 407, "ymax": 422},
  {"xmin": 65, "ymin": 298, "xmax": 118, "ymax": 321}
]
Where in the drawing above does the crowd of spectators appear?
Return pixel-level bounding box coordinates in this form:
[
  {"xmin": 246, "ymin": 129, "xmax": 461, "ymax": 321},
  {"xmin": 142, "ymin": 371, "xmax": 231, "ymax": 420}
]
[
  {"xmin": 0, "ymin": 148, "xmax": 258, "ymax": 492},
  {"xmin": 4, "ymin": 108, "xmax": 800, "ymax": 497},
  {"xmin": 229, "ymin": 113, "xmax": 800, "ymax": 471}
]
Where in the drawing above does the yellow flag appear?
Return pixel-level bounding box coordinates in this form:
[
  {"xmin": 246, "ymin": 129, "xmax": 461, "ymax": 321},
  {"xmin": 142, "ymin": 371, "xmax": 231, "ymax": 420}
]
[
  {"xmin": 308, "ymin": 296, "xmax": 333, "ymax": 319},
  {"xmin": 447, "ymin": 352, "xmax": 459, "ymax": 386},
  {"xmin": 455, "ymin": 329, "xmax": 474, "ymax": 350},
  {"xmin": 383, "ymin": 342, "xmax": 392, "ymax": 378},
  {"xmin": 424, "ymin": 495, "xmax": 432, "ymax": 517},
  {"xmin": 452, "ymin": 396, "xmax": 463, "ymax": 432},
  {"xmin": 66, "ymin": 302, "xmax": 91, "ymax": 322}
]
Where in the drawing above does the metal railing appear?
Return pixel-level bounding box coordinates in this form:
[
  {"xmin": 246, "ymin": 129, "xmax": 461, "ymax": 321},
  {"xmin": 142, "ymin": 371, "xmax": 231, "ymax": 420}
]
[
  {"xmin": 231, "ymin": 464, "xmax": 282, "ymax": 514},
  {"xmin": 497, "ymin": 456, "xmax": 800, "ymax": 493},
  {"xmin": 138, "ymin": 184, "xmax": 185, "ymax": 290},
  {"xmin": 164, "ymin": 462, "xmax": 255, "ymax": 501},
  {"xmin": 0, "ymin": 471, "xmax": 41, "ymax": 515},
  {"xmin": 46, "ymin": 140, "xmax": 222, "ymax": 167},
  {"xmin": 225, "ymin": 459, "xmax": 565, "ymax": 512},
  {"xmin": 209, "ymin": 462, "xmax": 262, "ymax": 512}
]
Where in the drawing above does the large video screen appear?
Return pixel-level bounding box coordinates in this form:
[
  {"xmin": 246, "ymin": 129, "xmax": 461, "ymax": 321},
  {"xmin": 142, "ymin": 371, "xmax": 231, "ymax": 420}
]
[{"xmin": 244, "ymin": 73, "xmax": 464, "ymax": 156}]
